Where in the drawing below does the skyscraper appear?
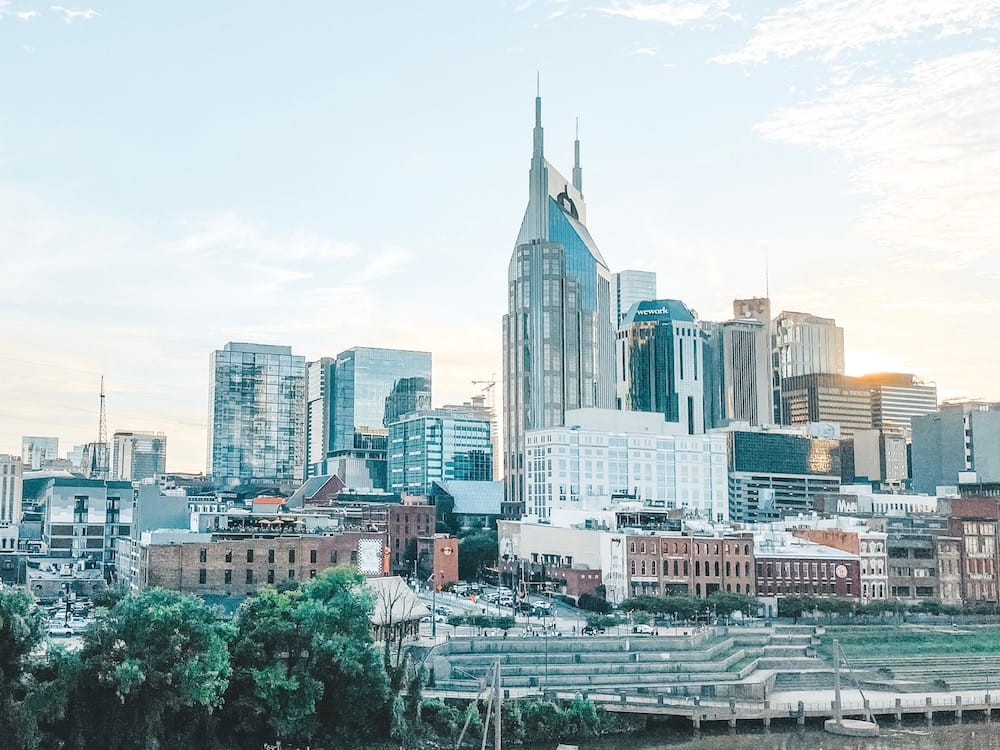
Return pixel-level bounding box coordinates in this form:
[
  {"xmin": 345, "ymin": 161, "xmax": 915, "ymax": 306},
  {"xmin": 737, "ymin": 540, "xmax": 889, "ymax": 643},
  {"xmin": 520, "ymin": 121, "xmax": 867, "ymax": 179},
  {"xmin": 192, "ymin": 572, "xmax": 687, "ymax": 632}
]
[
  {"xmin": 0, "ymin": 454, "xmax": 22, "ymax": 551},
  {"xmin": 332, "ymin": 347, "xmax": 432, "ymax": 452},
  {"xmin": 856, "ymin": 372, "xmax": 938, "ymax": 437},
  {"xmin": 912, "ymin": 402, "xmax": 1000, "ymax": 494},
  {"xmin": 306, "ymin": 357, "xmax": 335, "ymax": 478},
  {"xmin": 612, "ymin": 270, "xmax": 657, "ymax": 326},
  {"xmin": 703, "ymin": 315, "xmax": 774, "ymax": 428},
  {"xmin": 617, "ymin": 299, "xmax": 705, "ymax": 435},
  {"xmin": 387, "ymin": 406, "xmax": 493, "ymax": 496},
  {"xmin": 21, "ymin": 436, "xmax": 58, "ymax": 470},
  {"xmin": 208, "ymin": 342, "xmax": 306, "ymax": 488},
  {"xmin": 503, "ymin": 94, "xmax": 616, "ymax": 511},
  {"xmin": 111, "ymin": 431, "xmax": 167, "ymax": 482},
  {"xmin": 773, "ymin": 310, "xmax": 845, "ymax": 423},
  {"xmin": 779, "ymin": 373, "xmax": 873, "ymax": 437}
]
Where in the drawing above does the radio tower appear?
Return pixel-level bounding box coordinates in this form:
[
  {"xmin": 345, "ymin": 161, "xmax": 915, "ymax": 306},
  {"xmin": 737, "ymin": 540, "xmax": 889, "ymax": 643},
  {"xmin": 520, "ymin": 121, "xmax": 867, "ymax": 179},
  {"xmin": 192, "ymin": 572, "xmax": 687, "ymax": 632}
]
[{"xmin": 91, "ymin": 376, "xmax": 109, "ymax": 480}]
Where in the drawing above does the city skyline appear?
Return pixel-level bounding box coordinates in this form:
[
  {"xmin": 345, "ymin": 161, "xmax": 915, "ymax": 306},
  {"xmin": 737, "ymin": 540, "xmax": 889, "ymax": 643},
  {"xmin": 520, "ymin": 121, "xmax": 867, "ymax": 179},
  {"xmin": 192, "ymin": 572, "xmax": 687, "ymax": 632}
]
[{"xmin": 2, "ymin": 1, "xmax": 999, "ymax": 471}]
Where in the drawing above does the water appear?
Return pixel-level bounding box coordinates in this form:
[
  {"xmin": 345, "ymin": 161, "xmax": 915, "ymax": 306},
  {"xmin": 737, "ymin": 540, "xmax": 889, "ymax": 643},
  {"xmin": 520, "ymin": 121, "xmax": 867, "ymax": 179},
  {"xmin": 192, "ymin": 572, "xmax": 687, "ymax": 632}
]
[{"xmin": 575, "ymin": 719, "xmax": 1000, "ymax": 750}]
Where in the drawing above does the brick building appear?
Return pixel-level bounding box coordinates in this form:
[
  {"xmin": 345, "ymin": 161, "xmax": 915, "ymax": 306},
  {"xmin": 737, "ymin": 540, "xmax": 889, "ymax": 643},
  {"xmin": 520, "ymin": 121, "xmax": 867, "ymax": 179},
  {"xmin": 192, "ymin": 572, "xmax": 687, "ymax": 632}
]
[
  {"xmin": 416, "ymin": 534, "xmax": 459, "ymax": 587},
  {"xmin": 133, "ymin": 528, "xmax": 387, "ymax": 596},
  {"xmin": 950, "ymin": 498, "xmax": 1000, "ymax": 603},
  {"xmin": 791, "ymin": 525, "xmax": 888, "ymax": 601},
  {"xmin": 754, "ymin": 535, "xmax": 861, "ymax": 598},
  {"xmin": 625, "ymin": 532, "xmax": 756, "ymax": 598}
]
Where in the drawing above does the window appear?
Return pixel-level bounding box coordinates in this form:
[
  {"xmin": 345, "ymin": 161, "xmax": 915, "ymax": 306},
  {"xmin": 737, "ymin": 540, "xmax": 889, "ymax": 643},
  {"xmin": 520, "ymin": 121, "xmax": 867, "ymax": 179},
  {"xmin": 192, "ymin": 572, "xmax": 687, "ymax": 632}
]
[
  {"xmin": 350, "ymin": 551, "xmax": 357, "ymax": 564},
  {"xmin": 310, "ymin": 549, "xmax": 317, "ymax": 564},
  {"xmin": 310, "ymin": 570, "xmax": 317, "ymax": 578},
  {"xmin": 267, "ymin": 569, "xmax": 275, "ymax": 584},
  {"xmin": 268, "ymin": 549, "xmax": 275, "ymax": 563},
  {"xmin": 246, "ymin": 570, "xmax": 254, "ymax": 584},
  {"xmin": 289, "ymin": 549, "xmax": 296, "ymax": 564},
  {"xmin": 288, "ymin": 570, "xmax": 295, "ymax": 580},
  {"xmin": 224, "ymin": 569, "xmax": 232, "ymax": 584},
  {"xmin": 330, "ymin": 550, "xmax": 338, "ymax": 564},
  {"xmin": 225, "ymin": 549, "xmax": 233, "ymax": 563},
  {"xmin": 199, "ymin": 549, "xmax": 207, "ymax": 563},
  {"xmin": 198, "ymin": 569, "xmax": 206, "ymax": 584}
]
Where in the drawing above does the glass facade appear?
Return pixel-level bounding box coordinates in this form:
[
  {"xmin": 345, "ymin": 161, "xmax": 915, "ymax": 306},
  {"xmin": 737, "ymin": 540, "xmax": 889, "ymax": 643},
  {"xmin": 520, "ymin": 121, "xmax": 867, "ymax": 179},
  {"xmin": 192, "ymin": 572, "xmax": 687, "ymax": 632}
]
[
  {"xmin": 332, "ymin": 347, "xmax": 432, "ymax": 453},
  {"xmin": 728, "ymin": 430, "xmax": 841, "ymax": 476},
  {"xmin": 388, "ymin": 408, "xmax": 493, "ymax": 496},
  {"xmin": 111, "ymin": 431, "xmax": 167, "ymax": 482},
  {"xmin": 503, "ymin": 95, "xmax": 616, "ymax": 511},
  {"xmin": 208, "ymin": 342, "xmax": 306, "ymax": 487}
]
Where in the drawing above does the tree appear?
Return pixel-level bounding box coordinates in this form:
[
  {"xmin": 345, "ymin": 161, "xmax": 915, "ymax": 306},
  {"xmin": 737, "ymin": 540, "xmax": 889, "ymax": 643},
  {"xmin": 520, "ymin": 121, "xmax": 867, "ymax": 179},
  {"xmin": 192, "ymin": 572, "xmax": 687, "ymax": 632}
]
[
  {"xmin": 0, "ymin": 588, "xmax": 46, "ymax": 749},
  {"xmin": 72, "ymin": 587, "xmax": 232, "ymax": 750},
  {"xmin": 458, "ymin": 529, "xmax": 498, "ymax": 581},
  {"xmin": 220, "ymin": 566, "xmax": 391, "ymax": 749}
]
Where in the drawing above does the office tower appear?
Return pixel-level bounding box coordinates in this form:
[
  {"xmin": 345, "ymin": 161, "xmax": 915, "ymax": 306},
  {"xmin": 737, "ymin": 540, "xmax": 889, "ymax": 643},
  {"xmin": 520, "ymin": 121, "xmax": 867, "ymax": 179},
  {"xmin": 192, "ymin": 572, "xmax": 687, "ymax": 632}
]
[
  {"xmin": 726, "ymin": 428, "xmax": 842, "ymax": 523},
  {"xmin": 779, "ymin": 373, "xmax": 873, "ymax": 437},
  {"xmin": 773, "ymin": 310, "xmax": 845, "ymax": 424},
  {"xmin": 612, "ymin": 270, "xmax": 657, "ymax": 325},
  {"xmin": 0, "ymin": 454, "xmax": 23, "ymax": 551},
  {"xmin": 208, "ymin": 342, "xmax": 306, "ymax": 488},
  {"xmin": 111, "ymin": 431, "xmax": 167, "ymax": 482},
  {"xmin": 617, "ymin": 299, "xmax": 705, "ymax": 435},
  {"xmin": 388, "ymin": 407, "xmax": 493, "ymax": 496},
  {"xmin": 306, "ymin": 357, "xmax": 335, "ymax": 478},
  {"xmin": 21, "ymin": 436, "xmax": 58, "ymax": 470},
  {"xmin": 523, "ymin": 409, "xmax": 728, "ymax": 521},
  {"xmin": 773, "ymin": 311, "xmax": 845, "ymax": 378},
  {"xmin": 502, "ymin": 94, "xmax": 616, "ymax": 512},
  {"xmin": 912, "ymin": 402, "xmax": 1000, "ymax": 494},
  {"xmin": 856, "ymin": 372, "xmax": 938, "ymax": 437},
  {"xmin": 332, "ymin": 347, "xmax": 432, "ymax": 452},
  {"xmin": 703, "ymin": 317, "xmax": 774, "ymax": 428}
]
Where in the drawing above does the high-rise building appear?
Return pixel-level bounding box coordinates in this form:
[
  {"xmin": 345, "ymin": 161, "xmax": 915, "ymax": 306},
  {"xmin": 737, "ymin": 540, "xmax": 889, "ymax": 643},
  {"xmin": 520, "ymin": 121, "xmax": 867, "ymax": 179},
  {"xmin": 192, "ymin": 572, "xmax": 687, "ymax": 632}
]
[
  {"xmin": 912, "ymin": 402, "xmax": 1000, "ymax": 494},
  {"xmin": 332, "ymin": 347, "xmax": 432, "ymax": 453},
  {"xmin": 0, "ymin": 454, "xmax": 23, "ymax": 551},
  {"xmin": 502, "ymin": 94, "xmax": 616, "ymax": 513},
  {"xmin": 388, "ymin": 407, "xmax": 493, "ymax": 496},
  {"xmin": 856, "ymin": 372, "xmax": 938, "ymax": 437},
  {"xmin": 779, "ymin": 373, "xmax": 873, "ymax": 437},
  {"xmin": 208, "ymin": 342, "xmax": 306, "ymax": 488},
  {"xmin": 773, "ymin": 311, "xmax": 845, "ymax": 379},
  {"xmin": 523, "ymin": 409, "xmax": 729, "ymax": 521},
  {"xmin": 111, "ymin": 431, "xmax": 167, "ymax": 482},
  {"xmin": 21, "ymin": 436, "xmax": 58, "ymax": 470},
  {"xmin": 306, "ymin": 357, "xmax": 336, "ymax": 478},
  {"xmin": 617, "ymin": 299, "xmax": 705, "ymax": 435},
  {"xmin": 612, "ymin": 270, "xmax": 657, "ymax": 326},
  {"xmin": 703, "ymin": 308, "xmax": 774, "ymax": 428},
  {"xmin": 726, "ymin": 427, "xmax": 842, "ymax": 523}
]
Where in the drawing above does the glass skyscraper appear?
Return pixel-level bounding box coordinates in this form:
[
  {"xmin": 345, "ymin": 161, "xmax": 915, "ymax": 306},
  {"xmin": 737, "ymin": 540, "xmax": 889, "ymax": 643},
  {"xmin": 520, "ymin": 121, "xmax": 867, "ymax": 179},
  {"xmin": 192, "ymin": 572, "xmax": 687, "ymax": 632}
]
[
  {"xmin": 612, "ymin": 270, "xmax": 657, "ymax": 326},
  {"xmin": 111, "ymin": 431, "xmax": 167, "ymax": 481},
  {"xmin": 332, "ymin": 347, "xmax": 432, "ymax": 452},
  {"xmin": 388, "ymin": 407, "xmax": 493, "ymax": 496},
  {"xmin": 208, "ymin": 342, "xmax": 306, "ymax": 488},
  {"xmin": 503, "ymin": 94, "xmax": 616, "ymax": 512},
  {"xmin": 617, "ymin": 299, "xmax": 705, "ymax": 435}
]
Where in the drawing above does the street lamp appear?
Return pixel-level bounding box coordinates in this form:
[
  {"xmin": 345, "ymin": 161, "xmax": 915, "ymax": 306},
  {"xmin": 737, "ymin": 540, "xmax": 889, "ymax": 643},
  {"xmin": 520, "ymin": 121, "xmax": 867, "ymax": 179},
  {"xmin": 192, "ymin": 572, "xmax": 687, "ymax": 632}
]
[{"xmin": 428, "ymin": 572, "xmax": 441, "ymax": 639}]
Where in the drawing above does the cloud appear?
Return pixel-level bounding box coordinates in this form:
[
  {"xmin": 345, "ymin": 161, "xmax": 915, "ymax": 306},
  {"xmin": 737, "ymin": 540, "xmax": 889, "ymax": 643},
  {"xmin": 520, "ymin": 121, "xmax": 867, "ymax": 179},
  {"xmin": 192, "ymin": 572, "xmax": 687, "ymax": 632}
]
[
  {"xmin": 599, "ymin": 0, "xmax": 733, "ymax": 26},
  {"xmin": 50, "ymin": 4, "xmax": 98, "ymax": 23},
  {"xmin": 757, "ymin": 49, "xmax": 1000, "ymax": 258},
  {"xmin": 715, "ymin": 0, "xmax": 1000, "ymax": 65}
]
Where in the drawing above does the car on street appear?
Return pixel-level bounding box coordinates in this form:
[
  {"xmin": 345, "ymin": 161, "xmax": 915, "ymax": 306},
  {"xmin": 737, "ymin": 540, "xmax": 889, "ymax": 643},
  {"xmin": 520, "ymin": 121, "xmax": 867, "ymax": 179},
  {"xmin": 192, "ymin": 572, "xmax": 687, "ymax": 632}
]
[
  {"xmin": 632, "ymin": 624, "xmax": 655, "ymax": 635},
  {"xmin": 582, "ymin": 624, "xmax": 606, "ymax": 635}
]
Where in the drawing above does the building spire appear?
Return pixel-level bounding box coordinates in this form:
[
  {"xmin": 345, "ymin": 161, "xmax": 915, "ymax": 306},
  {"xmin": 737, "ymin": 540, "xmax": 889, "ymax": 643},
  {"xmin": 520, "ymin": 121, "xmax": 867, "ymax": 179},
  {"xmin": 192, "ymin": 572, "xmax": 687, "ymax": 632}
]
[
  {"xmin": 533, "ymin": 73, "xmax": 544, "ymax": 157},
  {"xmin": 572, "ymin": 116, "xmax": 583, "ymax": 194}
]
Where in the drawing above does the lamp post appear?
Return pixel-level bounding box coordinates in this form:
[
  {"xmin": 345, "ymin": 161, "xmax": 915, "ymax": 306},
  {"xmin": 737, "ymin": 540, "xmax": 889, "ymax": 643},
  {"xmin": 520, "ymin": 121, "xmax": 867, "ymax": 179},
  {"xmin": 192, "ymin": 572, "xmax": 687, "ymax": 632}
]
[{"xmin": 428, "ymin": 572, "xmax": 439, "ymax": 639}]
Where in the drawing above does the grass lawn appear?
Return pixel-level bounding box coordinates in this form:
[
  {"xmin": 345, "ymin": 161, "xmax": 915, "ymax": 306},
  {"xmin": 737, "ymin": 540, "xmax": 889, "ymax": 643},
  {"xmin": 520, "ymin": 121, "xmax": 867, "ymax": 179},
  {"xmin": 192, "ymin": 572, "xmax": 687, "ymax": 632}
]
[{"xmin": 816, "ymin": 625, "xmax": 1000, "ymax": 662}]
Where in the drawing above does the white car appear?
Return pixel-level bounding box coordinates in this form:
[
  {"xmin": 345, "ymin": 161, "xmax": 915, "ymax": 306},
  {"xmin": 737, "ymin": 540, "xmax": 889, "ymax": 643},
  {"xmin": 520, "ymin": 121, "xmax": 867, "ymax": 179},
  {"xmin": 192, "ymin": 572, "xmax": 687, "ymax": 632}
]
[{"xmin": 632, "ymin": 624, "xmax": 656, "ymax": 635}]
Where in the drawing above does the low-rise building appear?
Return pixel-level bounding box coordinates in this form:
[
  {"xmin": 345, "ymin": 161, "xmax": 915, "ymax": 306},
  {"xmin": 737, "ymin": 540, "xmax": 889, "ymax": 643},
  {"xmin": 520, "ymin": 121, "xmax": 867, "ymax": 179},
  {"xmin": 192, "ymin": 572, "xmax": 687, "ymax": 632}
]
[
  {"xmin": 754, "ymin": 531, "xmax": 861, "ymax": 599},
  {"xmin": 625, "ymin": 530, "xmax": 755, "ymax": 598}
]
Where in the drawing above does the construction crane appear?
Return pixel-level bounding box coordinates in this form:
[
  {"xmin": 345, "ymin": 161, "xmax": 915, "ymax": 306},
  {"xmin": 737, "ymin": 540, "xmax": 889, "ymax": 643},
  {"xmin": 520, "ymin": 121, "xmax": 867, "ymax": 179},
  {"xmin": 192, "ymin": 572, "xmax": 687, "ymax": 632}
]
[{"xmin": 472, "ymin": 376, "xmax": 497, "ymax": 410}]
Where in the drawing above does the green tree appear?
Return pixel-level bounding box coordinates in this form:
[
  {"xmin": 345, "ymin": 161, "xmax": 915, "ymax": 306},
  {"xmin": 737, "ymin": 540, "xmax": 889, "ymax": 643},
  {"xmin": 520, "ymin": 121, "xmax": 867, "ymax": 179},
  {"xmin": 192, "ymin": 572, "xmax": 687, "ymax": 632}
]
[
  {"xmin": 458, "ymin": 529, "xmax": 498, "ymax": 581},
  {"xmin": 0, "ymin": 588, "xmax": 46, "ymax": 749},
  {"xmin": 72, "ymin": 587, "xmax": 232, "ymax": 750},
  {"xmin": 220, "ymin": 566, "xmax": 390, "ymax": 749}
]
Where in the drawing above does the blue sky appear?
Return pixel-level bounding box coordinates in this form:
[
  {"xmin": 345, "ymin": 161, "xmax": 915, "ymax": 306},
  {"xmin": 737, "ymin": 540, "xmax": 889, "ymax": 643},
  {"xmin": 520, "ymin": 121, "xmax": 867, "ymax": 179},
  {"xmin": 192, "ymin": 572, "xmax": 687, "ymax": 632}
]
[{"xmin": 2, "ymin": 0, "xmax": 998, "ymax": 471}]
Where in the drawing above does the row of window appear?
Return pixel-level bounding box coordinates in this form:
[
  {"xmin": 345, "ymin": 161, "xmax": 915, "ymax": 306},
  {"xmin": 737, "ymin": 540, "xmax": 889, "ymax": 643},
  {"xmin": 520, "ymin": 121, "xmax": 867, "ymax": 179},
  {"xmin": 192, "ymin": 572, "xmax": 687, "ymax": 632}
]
[
  {"xmin": 628, "ymin": 540, "xmax": 752, "ymax": 556},
  {"xmin": 198, "ymin": 568, "xmax": 318, "ymax": 585},
  {"xmin": 197, "ymin": 548, "xmax": 353, "ymax": 565}
]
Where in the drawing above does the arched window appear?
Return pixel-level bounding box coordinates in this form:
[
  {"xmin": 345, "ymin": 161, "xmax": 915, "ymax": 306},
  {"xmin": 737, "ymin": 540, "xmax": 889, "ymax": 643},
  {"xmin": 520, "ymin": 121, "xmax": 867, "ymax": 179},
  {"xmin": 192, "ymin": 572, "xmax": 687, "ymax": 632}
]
[
  {"xmin": 725, "ymin": 561, "xmax": 731, "ymax": 577},
  {"xmin": 744, "ymin": 544, "xmax": 750, "ymax": 556},
  {"xmin": 629, "ymin": 541, "xmax": 636, "ymax": 553},
  {"xmin": 630, "ymin": 560, "xmax": 636, "ymax": 575},
  {"xmin": 641, "ymin": 561, "xmax": 647, "ymax": 576},
  {"xmin": 651, "ymin": 560, "xmax": 657, "ymax": 576},
  {"xmin": 714, "ymin": 561, "xmax": 720, "ymax": 577},
  {"xmin": 726, "ymin": 584, "xmax": 732, "ymax": 592},
  {"xmin": 736, "ymin": 583, "xmax": 741, "ymax": 593},
  {"xmin": 695, "ymin": 560, "xmax": 701, "ymax": 576},
  {"xmin": 640, "ymin": 542, "xmax": 646, "ymax": 554},
  {"xmin": 684, "ymin": 543, "xmax": 689, "ymax": 554}
]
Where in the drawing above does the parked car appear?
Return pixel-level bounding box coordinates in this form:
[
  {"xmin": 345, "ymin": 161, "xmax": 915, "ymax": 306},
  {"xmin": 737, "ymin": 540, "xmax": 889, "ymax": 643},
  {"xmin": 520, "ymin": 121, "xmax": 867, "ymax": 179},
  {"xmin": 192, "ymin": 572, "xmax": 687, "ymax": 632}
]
[
  {"xmin": 632, "ymin": 624, "xmax": 655, "ymax": 635},
  {"xmin": 582, "ymin": 625, "xmax": 606, "ymax": 635}
]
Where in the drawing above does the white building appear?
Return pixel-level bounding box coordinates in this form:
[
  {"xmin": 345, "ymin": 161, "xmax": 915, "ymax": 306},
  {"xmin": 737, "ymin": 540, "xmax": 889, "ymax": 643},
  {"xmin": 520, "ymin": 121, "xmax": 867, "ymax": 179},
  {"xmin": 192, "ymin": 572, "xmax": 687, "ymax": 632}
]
[
  {"xmin": 21, "ymin": 436, "xmax": 58, "ymax": 470},
  {"xmin": 0, "ymin": 454, "xmax": 23, "ymax": 551},
  {"xmin": 523, "ymin": 408, "xmax": 728, "ymax": 522}
]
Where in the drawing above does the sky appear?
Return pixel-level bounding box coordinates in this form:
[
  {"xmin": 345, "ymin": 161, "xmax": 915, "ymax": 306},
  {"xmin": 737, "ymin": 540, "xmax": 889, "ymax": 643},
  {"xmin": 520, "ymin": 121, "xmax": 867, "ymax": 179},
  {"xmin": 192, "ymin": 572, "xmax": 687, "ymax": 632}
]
[{"xmin": 1, "ymin": 0, "xmax": 998, "ymax": 473}]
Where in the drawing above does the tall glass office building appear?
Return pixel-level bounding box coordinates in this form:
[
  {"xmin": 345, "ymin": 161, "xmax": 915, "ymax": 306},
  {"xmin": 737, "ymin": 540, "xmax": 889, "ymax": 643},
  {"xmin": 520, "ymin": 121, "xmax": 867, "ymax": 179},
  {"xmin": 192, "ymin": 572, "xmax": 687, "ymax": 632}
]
[
  {"xmin": 503, "ymin": 94, "xmax": 615, "ymax": 512},
  {"xmin": 388, "ymin": 407, "xmax": 493, "ymax": 496},
  {"xmin": 111, "ymin": 431, "xmax": 167, "ymax": 481},
  {"xmin": 332, "ymin": 347, "xmax": 432, "ymax": 453},
  {"xmin": 617, "ymin": 299, "xmax": 705, "ymax": 435},
  {"xmin": 208, "ymin": 342, "xmax": 306, "ymax": 488}
]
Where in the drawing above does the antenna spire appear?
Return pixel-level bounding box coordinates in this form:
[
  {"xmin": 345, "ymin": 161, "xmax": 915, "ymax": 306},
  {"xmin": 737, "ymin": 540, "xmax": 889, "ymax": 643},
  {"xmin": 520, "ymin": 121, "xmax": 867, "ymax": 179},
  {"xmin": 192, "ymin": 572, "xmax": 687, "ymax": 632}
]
[
  {"xmin": 764, "ymin": 246, "xmax": 770, "ymax": 298},
  {"xmin": 572, "ymin": 116, "xmax": 583, "ymax": 194}
]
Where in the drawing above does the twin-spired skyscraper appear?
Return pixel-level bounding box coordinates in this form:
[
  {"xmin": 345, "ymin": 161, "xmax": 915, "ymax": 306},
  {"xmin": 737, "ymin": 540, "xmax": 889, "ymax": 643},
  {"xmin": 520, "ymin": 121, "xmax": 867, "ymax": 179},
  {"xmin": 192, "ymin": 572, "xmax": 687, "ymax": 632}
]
[{"xmin": 503, "ymin": 94, "xmax": 616, "ymax": 511}]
